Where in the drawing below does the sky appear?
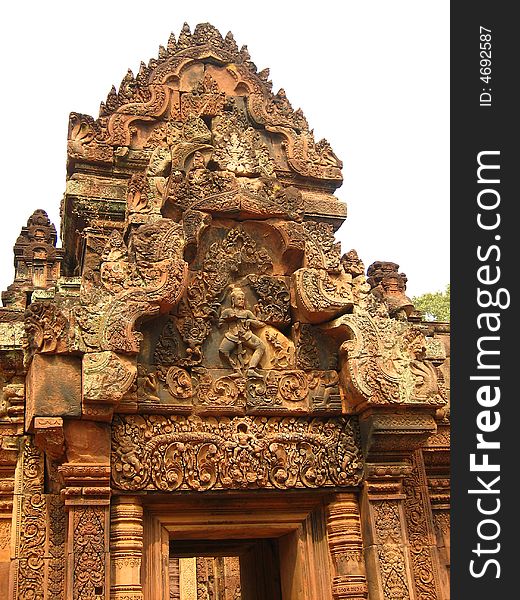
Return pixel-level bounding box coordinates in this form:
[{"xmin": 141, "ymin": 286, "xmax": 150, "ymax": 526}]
[{"xmin": 0, "ymin": 1, "xmax": 449, "ymax": 300}]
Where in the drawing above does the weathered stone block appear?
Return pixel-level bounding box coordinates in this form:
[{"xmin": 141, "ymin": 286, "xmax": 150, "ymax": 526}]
[
  {"xmin": 63, "ymin": 420, "xmax": 111, "ymax": 464},
  {"xmin": 25, "ymin": 354, "xmax": 81, "ymax": 430}
]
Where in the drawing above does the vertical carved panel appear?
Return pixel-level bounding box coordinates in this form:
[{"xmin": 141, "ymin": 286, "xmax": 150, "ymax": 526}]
[
  {"xmin": 372, "ymin": 500, "xmax": 411, "ymax": 600},
  {"xmin": 10, "ymin": 436, "xmax": 47, "ymax": 600},
  {"xmin": 223, "ymin": 556, "xmax": 241, "ymax": 600},
  {"xmin": 48, "ymin": 495, "xmax": 66, "ymax": 600},
  {"xmin": 433, "ymin": 511, "xmax": 450, "ymax": 599},
  {"xmin": 179, "ymin": 557, "xmax": 197, "ymax": 600},
  {"xmin": 72, "ymin": 506, "xmax": 108, "ymax": 600},
  {"xmin": 403, "ymin": 451, "xmax": 443, "ymax": 600},
  {"xmin": 326, "ymin": 493, "xmax": 368, "ymax": 600}
]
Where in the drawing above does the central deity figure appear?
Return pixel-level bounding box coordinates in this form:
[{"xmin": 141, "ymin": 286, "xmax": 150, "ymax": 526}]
[{"xmin": 218, "ymin": 287, "xmax": 265, "ymax": 377}]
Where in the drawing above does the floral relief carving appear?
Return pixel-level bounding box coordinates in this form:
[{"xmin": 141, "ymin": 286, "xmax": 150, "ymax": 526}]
[
  {"xmin": 48, "ymin": 495, "xmax": 67, "ymax": 600},
  {"xmin": 13, "ymin": 437, "xmax": 47, "ymax": 600}
]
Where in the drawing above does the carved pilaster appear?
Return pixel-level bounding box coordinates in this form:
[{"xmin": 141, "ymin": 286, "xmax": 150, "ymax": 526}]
[
  {"xmin": 60, "ymin": 463, "xmax": 111, "ymax": 600},
  {"xmin": 432, "ymin": 510, "xmax": 450, "ymax": 597},
  {"xmin": 48, "ymin": 494, "xmax": 67, "ymax": 600},
  {"xmin": 361, "ymin": 470, "xmax": 415, "ymax": 600},
  {"xmin": 326, "ymin": 493, "xmax": 368, "ymax": 600},
  {"xmin": 0, "ymin": 423, "xmax": 18, "ymax": 575},
  {"xmin": 110, "ymin": 496, "xmax": 144, "ymax": 600},
  {"xmin": 402, "ymin": 450, "xmax": 444, "ymax": 600},
  {"xmin": 9, "ymin": 436, "xmax": 47, "ymax": 600}
]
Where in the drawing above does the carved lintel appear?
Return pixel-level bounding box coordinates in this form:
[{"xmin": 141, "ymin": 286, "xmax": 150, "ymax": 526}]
[{"xmin": 111, "ymin": 414, "xmax": 364, "ymax": 492}]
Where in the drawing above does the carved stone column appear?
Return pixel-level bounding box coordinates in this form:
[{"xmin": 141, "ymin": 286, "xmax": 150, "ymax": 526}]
[
  {"xmin": 326, "ymin": 493, "xmax": 368, "ymax": 600},
  {"xmin": 110, "ymin": 495, "xmax": 144, "ymax": 600}
]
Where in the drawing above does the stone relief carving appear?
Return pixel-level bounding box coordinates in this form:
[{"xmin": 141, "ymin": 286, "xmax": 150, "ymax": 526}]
[
  {"xmin": 75, "ymin": 219, "xmax": 188, "ymax": 355},
  {"xmin": 403, "ymin": 451, "xmax": 443, "ymax": 600},
  {"xmin": 11, "ymin": 437, "xmax": 47, "ymax": 600},
  {"xmin": 73, "ymin": 506, "xmax": 107, "ymax": 600},
  {"xmin": 218, "ymin": 286, "xmax": 266, "ymax": 377}
]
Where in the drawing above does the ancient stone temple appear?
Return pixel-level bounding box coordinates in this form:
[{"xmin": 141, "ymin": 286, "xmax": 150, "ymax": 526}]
[{"xmin": 0, "ymin": 23, "xmax": 450, "ymax": 600}]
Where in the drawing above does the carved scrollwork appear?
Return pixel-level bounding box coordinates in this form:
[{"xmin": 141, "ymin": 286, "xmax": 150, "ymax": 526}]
[
  {"xmin": 73, "ymin": 506, "xmax": 107, "ymax": 600},
  {"xmin": 373, "ymin": 501, "xmax": 410, "ymax": 599},
  {"xmin": 291, "ymin": 268, "xmax": 354, "ymax": 324}
]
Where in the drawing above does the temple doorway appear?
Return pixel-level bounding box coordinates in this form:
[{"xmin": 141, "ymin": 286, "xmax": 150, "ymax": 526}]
[{"xmin": 141, "ymin": 492, "xmax": 334, "ymax": 600}]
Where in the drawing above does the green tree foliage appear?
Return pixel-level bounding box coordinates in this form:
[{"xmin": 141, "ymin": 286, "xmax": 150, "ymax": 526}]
[{"xmin": 412, "ymin": 284, "xmax": 450, "ymax": 322}]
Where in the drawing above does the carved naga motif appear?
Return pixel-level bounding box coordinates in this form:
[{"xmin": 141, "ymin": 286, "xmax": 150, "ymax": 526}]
[{"xmin": 322, "ymin": 312, "xmax": 447, "ymax": 409}]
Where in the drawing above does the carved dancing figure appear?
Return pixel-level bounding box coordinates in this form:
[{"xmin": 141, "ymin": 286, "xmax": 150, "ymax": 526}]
[{"xmin": 218, "ymin": 287, "xmax": 265, "ymax": 377}]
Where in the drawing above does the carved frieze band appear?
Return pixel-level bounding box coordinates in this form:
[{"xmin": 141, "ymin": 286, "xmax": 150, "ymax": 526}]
[{"xmin": 112, "ymin": 415, "xmax": 364, "ymax": 492}]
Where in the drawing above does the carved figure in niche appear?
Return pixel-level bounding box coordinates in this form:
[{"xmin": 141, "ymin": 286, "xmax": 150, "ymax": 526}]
[
  {"xmin": 218, "ymin": 287, "xmax": 265, "ymax": 377},
  {"xmin": 226, "ymin": 422, "xmax": 262, "ymax": 461}
]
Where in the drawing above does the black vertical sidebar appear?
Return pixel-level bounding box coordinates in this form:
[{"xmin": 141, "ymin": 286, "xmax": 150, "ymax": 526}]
[{"xmin": 451, "ymin": 3, "xmax": 515, "ymax": 598}]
